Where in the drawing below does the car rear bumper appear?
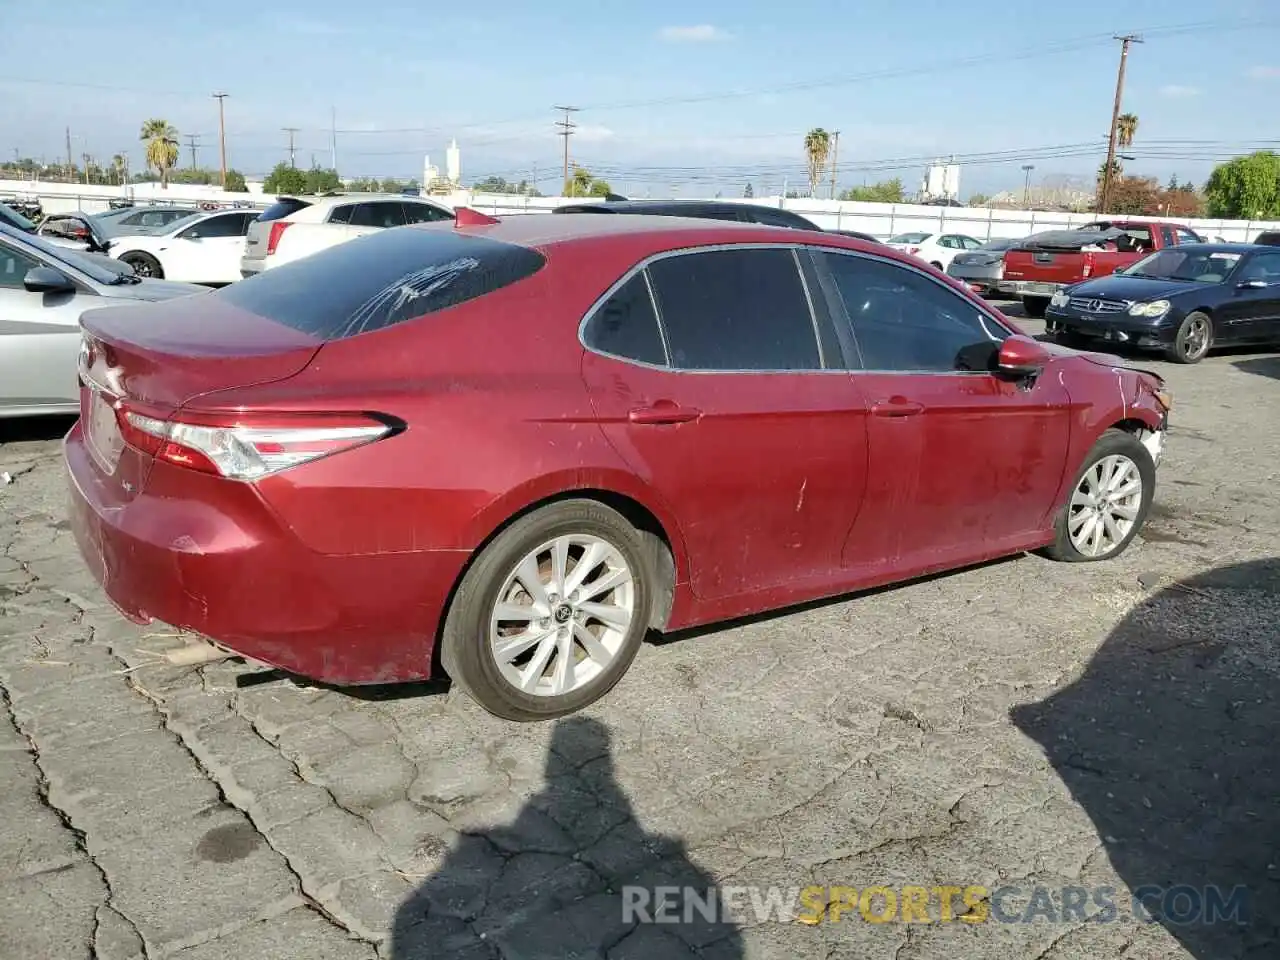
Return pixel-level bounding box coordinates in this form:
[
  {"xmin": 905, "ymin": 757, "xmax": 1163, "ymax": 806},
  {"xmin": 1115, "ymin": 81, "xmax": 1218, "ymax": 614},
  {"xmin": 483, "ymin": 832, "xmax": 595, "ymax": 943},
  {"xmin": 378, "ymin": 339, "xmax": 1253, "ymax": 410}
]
[
  {"xmin": 1001, "ymin": 280, "xmax": 1067, "ymax": 297},
  {"xmin": 239, "ymin": 257, "xmax": 265, "ymax": 279},
  {"xmin": 946, "ymin": 263, "xmax": 1003, "ymax": 291},
  {"xmin": 64, "ymin": 421, "xmax": 469, "ymax": 685}
]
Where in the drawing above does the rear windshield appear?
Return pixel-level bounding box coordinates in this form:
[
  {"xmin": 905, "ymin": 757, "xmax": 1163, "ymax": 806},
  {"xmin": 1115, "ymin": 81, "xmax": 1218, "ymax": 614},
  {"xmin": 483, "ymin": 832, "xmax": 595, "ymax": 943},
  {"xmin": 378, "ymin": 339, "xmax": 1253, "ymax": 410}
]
[
  {"xmin": 214, "ymin": 227, "xmax": 547, "ymax": 339},
  {"xmin": 889, "ymin": 232, "xmax": 931, "ymax": 244},
  {"xmin": 257, "ymin": 198, "xmax": 312, "ymax": 222}
]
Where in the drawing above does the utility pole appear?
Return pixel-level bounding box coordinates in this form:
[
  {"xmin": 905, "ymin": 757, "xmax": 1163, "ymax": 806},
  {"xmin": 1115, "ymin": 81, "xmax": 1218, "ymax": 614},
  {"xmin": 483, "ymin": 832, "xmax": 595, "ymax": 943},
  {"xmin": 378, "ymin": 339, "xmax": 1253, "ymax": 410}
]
[
  {"xmin": 184, "ymin": 134, "xmax": 200, "ymax": 170},
  {"xmin": 1022, "ymin": 164, "xmax": 1035, "ymax": 207},
  {"xmin": 65, "ymin": 127, "xmax": 73, "ymax": 181},
  {"xmin": 212, "ymin": 92, "xmax": 228, "ymax": 188},
  {"xmin": 553, "ymin": 106, "xmax": 579, "ymax": 196},
  {"xmin": 829, "ymin": 131, "xmax": 840, "ymax": 200},
  {"xmin": 283, "ymin": 128, "xmax": 300, "ymax": 168},
  {"xmin": 1099, "ymin": 34, "xmax": 1142, "ymax": 215}
]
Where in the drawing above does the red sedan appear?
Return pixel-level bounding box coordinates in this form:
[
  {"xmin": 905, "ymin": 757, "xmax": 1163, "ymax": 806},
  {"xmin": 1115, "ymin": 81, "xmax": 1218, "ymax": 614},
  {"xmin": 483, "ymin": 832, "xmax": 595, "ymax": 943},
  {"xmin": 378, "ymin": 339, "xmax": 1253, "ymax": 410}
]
[{"xmin": 65, "ymin": 212, "xmax": 1171, "ymax": 720}]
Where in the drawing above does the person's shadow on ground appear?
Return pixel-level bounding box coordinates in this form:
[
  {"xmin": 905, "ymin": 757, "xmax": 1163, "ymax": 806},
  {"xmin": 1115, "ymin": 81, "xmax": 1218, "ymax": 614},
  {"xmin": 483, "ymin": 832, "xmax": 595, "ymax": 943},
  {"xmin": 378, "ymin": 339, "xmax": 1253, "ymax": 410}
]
[
  {"xmin": 1013, "ymin": 558, "xmax": 1280, "ymax": 958},
  {"xmin": 388, "ymin": 715, "xmax": 743, "ymax": 959}
]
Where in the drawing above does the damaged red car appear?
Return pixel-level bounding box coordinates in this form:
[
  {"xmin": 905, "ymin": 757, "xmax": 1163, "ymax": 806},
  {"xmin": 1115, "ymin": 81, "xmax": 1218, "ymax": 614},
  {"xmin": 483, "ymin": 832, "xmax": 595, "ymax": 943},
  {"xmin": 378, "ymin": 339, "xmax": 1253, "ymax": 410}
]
[{"xmin": 65, "ymin": 212, "xmax": 1172, "ymax": 720}]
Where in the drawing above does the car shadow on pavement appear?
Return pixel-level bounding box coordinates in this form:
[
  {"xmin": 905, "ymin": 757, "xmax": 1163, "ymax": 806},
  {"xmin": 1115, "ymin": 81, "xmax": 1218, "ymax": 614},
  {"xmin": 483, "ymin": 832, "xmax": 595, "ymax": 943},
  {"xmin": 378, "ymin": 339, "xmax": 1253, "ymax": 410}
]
[
  {"xmin": 233, "ymin": 668, "xmax": 452, "ymax": 702},
  {"xmin": 1232, "ymin": 356, "xmax": 1280, "ymax": 381},
  {"xmin": 1012, "ymin": 558, "xmax": 1280, "ymax": 958},
  {"xmin": 387, "ymin": 715, "xmax": 744, "ymax": 959},
  {"xmin": 0, "ymin": 415, "xmax": 77, "ymax": 445}
]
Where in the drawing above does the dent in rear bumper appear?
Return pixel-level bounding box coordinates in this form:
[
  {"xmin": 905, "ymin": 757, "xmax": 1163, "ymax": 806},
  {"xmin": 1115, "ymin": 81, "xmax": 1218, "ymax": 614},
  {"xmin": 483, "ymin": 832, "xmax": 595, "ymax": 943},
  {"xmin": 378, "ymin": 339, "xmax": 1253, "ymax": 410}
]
[{"xmin": 64, "ymin": 426, "xmax": 469, "ymax": 685}]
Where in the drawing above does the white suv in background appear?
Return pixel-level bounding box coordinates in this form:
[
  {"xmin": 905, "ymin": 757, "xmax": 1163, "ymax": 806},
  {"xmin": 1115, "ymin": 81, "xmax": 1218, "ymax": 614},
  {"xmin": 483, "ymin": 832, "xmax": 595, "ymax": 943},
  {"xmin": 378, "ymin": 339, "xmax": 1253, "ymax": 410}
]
[{"xmin": 240, "ymin": 194, "xmax": 455, "ymax": 277}]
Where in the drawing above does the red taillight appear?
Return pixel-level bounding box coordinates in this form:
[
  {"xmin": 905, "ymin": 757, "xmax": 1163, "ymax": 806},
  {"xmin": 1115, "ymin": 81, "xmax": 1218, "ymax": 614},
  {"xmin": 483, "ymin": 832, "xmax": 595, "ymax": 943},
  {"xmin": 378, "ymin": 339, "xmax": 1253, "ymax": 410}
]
[
  {"xmin": 1082, "ymin": 251, "xmax": 1094, "ymax": 278},
  {"xmin": 265, "ymin": 221, "xmax": 293, "ymax": 255},
  {"xmin": 908, "ymin": 246, "xmax": 921, "ymax": 254},
  {"xmin": 115, "ymin": 402, "xmax": 394, "ymax": 480}
]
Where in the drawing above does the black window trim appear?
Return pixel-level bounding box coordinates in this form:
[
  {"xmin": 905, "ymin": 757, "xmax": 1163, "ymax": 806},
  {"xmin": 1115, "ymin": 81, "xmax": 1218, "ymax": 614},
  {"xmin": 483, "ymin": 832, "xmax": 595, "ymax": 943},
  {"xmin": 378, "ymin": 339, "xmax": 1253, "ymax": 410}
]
[
  {"xmin": 812, "ymin": 246, "xmax": 1017, "ymax": 376},
  {"xmin": 578, "ymin": 242, "xmax": 842, "ymax": 375}
]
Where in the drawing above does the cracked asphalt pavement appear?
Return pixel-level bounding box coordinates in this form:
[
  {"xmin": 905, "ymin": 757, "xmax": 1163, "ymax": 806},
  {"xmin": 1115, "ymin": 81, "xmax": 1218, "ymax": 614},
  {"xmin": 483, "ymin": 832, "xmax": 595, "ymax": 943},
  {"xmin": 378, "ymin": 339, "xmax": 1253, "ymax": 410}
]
[{"xmin": 2, "ymin": 313, "xmax": 1279, "ymax": 960}]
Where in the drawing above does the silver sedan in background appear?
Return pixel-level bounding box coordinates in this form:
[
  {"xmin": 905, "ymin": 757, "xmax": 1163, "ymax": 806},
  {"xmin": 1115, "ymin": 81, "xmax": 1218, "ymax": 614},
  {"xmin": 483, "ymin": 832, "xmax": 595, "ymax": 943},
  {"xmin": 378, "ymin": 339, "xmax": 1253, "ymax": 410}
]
[
  {"xmin": 946, "ymin": 236, "xmax": 1022, "ymax": 295},
  {"xmin": 0, "ymin": 225, "xmax": 206, "ymax": 419}
]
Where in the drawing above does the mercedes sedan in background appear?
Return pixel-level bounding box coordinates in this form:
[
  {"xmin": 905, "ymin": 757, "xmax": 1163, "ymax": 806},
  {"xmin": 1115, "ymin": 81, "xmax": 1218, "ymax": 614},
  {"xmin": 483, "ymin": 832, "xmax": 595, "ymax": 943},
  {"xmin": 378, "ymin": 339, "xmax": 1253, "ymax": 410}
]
[
  {"xmin": 1045, "ymin": 243, "xmax": 1280, "ymax": 363},
  {"xmin": 67, "ymin": 213, "xmax": 1169, "ymax": 721},
  {"xmin": 0, "ymin": 224, "xmax": 204, "ymax": 418}
]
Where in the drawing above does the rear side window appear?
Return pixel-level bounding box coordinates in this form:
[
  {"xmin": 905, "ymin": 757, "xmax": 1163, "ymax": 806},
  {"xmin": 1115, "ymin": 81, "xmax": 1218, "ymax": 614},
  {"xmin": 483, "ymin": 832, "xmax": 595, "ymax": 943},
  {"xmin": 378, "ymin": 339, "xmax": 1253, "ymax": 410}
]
[
  {"xmin": 215, "ymin": 228, "xmax": 546, "ymax": 339},
  {"xmin": 584, "ymin": 274, "xmax": 666, "ymax": 365},
  {"xmin": 328, "ymin": 205, "xmax": 355, "ymax": 225},
  {"xmin": 258, "ymin": 199, "xmax": 312, "ymax": 222},
  {"xmin": 402, "ymin": 202, "xmax": 453, "ymax": 224},
  {"xmin": 350, "ymin": 202, "xmax": 407, "ymax": 228},
  {"xmin": 646, "ymin": 248, "xmax": 822, "ymax": 371}
]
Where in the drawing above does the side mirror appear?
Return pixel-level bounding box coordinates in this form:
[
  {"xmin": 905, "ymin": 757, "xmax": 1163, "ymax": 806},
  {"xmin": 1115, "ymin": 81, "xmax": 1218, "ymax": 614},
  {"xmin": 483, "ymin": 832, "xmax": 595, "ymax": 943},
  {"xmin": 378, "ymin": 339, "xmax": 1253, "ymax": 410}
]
[
  {"xmin": 23, "ymin": 266, "xmax": 76, "ymax": 295},
  {"xmin": 997, "ymin": 335, "xmax": 1051, "ymax": 376},
  {"xmin": 1237, "ymin": 279, "xmax": 1268, "ymax": 290}
]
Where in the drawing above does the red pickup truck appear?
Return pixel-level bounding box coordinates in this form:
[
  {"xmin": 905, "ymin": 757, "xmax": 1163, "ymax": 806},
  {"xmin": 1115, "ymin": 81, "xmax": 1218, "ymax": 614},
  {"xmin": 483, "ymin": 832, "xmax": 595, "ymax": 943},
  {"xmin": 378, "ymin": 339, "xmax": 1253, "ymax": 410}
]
[{"xmin": 1003, "ymin": 220, "xmax": 1204, "ymax": 316}]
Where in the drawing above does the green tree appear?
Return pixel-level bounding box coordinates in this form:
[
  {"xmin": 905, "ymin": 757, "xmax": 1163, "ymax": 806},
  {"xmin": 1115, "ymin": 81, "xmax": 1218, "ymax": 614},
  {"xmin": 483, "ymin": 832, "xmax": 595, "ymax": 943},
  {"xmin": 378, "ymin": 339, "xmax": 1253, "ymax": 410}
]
[
  {"xmin": 803, "ymin": 128, "xmax": 831, "ymax": 198},
  {"xmin": 1204, "ymin": 151, "xmax": 1280, "ymax": 219},
  {"xmin": 967, "ymin": 193, "xmax": 991, "ymax": 207},
  {"xmin": 565, "ymin": 166, "xmax": 611, "ymax": 198},
  {"xmin": 304, "ymin": 167, "xmax": 342, "ymax": 193},
  {"xmin": 263, "ymin": 162, "xmax": 308, "ymax": 195},
  {"xmin": 224, "ymin": 169, "xmax": 248, "ymax": 192},
  {"xmin": 1117, "ymin": 113, "xmax": 1139, "ymax": 148},
  {"xmin": 839, "ymin": 178, "xmax": 904, "ymax": 203},
  {"xmin": 140, "ymin": 118, "xmax": 179, "ymax": 189}
]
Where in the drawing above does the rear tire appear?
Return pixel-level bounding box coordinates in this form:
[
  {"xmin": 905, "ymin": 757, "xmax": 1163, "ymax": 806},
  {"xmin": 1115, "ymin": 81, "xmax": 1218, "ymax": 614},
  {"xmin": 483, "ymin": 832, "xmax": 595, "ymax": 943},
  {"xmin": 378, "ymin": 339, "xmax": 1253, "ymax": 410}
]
[
  {"xmin": 120, "ymin": 252, "xmax": 163, "ymax": 279},
  {"xmin": 1042, "ymin": 428, "xmax": 1155, "ymax": 563},
  {"xmin": 440, "ymin": 499, "xmax": 652, "ymax": 721},
  {"xmin": 930, "ymin": 261, "xmax": 944, "ymax": 271},
  {"xmin": 1022, "ymin": 296, "xmax": 1049, "ymax": 318},
  {"xmin": 1167, "ymin": 310, "xmax": 1213, "ymax": 364}
]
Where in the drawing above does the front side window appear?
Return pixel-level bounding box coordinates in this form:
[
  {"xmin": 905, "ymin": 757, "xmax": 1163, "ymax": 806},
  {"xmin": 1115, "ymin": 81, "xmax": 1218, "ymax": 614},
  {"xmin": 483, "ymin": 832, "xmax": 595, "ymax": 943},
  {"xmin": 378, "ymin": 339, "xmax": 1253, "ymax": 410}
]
[
  {"xmin": 820, "ymin": 252, "xmax": 1009, "ymax": 372},
  {"xmin": 179, "ymin": 214, "xmax": 243, "ymax": 239},
  {"xmin": 646, "ymin": 248, "xmax": 822, "ymax": 371},
  {"xmin": 583, "ymin": 274, "xmax": 666, "ymax": 365},
  {"xmin": 1176, "ymin": 228, "xmax": 1202, "ymax": 245}
]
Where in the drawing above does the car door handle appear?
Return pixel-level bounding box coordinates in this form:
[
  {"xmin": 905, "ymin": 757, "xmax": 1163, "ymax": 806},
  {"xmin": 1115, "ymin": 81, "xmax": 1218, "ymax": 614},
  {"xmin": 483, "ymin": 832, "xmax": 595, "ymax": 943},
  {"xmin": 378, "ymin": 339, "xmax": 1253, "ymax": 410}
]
[
  {"xmin": 628, "ymin": 401, "xmax": 701, "ymax": 425},
  {"xmin": 870, "ymin": 398, "xmax": 925, "ymax": 418}
]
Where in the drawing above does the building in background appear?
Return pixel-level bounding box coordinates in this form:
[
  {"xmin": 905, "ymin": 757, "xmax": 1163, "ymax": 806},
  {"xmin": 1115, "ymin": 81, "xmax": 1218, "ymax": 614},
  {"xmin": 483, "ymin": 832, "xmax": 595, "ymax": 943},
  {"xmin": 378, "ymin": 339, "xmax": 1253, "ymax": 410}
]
[{"xmin": 919, "ymin": 159, "xmax": 960, "ymax": 203}]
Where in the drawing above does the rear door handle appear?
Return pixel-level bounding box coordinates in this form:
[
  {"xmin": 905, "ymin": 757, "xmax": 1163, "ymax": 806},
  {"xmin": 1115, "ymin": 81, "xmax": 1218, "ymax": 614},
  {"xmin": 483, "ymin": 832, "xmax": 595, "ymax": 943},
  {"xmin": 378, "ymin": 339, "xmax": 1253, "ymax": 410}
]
[
  {"xmin": 628, "ymin": 401, "xmax": 702, "ymax": 425},
  {"xmin": 870, "ymin": 398, "xmax": 925, "ymax": 418}
]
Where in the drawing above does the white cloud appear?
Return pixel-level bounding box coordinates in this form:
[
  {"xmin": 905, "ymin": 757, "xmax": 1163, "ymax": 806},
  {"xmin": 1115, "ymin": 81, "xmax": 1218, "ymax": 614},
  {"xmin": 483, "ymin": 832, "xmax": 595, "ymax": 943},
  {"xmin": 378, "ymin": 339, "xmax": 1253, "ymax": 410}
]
[
  {"xmin": 1247, "ymin": 65, "xmax": 1280, "ymax": 79},
  {"xmin": 658, "ymin": 24, "xmax": 731, "ymax": 42},
  {"xmin": 1159, "ymin": 84, "xmax": 1201, "ymax": 98}
]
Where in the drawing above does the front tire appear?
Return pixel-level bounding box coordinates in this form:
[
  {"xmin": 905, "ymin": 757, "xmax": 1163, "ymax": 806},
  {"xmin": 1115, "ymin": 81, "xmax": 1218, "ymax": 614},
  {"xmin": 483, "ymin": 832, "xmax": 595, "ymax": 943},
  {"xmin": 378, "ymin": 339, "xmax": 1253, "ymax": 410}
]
[
  {"xmin": 1167, "ymin": 310, "xmax": 1212, "ymax": 364},
  {"xmin": 1042, "ymin": 428, "xmax": 1155, "ymax": 563},
  {"xmin": 440, "ymin": 499, "xmax": 652, "ymax": 721},
  {"xmin": 1022, "ymin": 296, "xmax": 1049, "ymax": 318},
  {"xmin": 119, "ymin": 251, "xmax": 163, "ymax": 279}
]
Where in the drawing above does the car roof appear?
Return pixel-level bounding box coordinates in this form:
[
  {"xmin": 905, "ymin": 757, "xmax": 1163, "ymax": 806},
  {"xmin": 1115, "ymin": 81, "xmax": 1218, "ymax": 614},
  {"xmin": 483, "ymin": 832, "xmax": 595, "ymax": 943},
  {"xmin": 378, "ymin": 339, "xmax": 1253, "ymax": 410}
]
[
  {"xmin": 427, "ymin": 211, "xmax": 904, "ymax": 264},
  {"xmin": 1170, "ymin": 242, "xmax": 1263, "ymax": 253},
  {"xmin": 280, "ymin": 193, "xmax": 446, "ymax": 209}
]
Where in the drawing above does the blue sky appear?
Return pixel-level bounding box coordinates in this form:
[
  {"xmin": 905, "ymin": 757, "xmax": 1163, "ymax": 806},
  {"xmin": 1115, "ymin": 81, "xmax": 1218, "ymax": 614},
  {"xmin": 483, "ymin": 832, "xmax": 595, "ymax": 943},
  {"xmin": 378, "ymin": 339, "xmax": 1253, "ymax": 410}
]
[{"xmin": 3, "ymin": 0, "xmax": 1279, "ymax": 197}]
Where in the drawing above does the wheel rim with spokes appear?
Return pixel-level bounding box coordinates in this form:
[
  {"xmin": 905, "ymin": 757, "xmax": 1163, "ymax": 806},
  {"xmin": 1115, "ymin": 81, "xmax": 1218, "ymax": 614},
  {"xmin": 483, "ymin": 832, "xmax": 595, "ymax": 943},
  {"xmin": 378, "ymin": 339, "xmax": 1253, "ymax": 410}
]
[
  {"xmin": 1181, "ymin": 316, "xmax": 1209, "ymax": 360},
  {"xmin": 1068, "ymin": 454, "xmax": 1144, "ymax": 558},
  {"xmin": 489, "ymin": 534, "xmax": 635, "ymax": 697},
  {"xmin": 126, "ymin": 258, "xmax": 154, "ymax": 277}
]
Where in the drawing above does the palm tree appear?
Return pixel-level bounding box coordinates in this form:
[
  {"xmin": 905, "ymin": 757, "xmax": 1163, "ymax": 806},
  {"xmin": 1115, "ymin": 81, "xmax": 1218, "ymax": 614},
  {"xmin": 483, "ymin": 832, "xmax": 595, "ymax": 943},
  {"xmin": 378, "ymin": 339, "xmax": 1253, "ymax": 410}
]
[
  {"xmin": 140, "ymin": 119, "xmax": 179, "ymax": 188},
  {"xmin": 111, "ymin": 154, "xmax": 127, "ymax": 185},
  {"xmin": 1117, "ymin": 113, "xmax": 1139, "ymax": 148},
  {"xmin": 804, "ymin": 128, "xmax": 831, "ymax": 198}
]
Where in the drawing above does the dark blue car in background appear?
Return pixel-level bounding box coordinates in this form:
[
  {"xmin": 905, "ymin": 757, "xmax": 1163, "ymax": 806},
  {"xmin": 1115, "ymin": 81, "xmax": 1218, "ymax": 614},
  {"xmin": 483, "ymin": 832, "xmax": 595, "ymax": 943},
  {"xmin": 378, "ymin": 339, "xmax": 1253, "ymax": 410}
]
[{"xmin": 1044, "ymin": 243, "xmax": 1280, "ymax": 363}]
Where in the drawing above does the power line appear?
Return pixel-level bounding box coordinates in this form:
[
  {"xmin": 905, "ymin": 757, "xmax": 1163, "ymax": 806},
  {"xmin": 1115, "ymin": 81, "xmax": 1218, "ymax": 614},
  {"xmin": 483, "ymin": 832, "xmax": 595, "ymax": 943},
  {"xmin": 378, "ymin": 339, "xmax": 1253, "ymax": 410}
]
[
  {"xmin": 184, "ymin": 133, "xmax": 200, "ymax": 169},
  {"xmin": 282, "ymin": 127, "xmax": 300, "ymax": 168}
]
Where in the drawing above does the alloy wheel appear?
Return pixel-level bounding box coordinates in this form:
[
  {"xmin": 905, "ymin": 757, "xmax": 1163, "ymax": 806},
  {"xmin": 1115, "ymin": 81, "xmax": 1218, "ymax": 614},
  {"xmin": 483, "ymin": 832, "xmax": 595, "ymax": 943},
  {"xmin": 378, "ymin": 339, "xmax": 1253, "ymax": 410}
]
[
  {"xmin": 1181, "ymin": 315, "xmax": 1210, "ymax": 361},
  {"xmin": 488, "ymin": 534, "xmax": 635, "ymax": 697},
  {"xmin": 1067, "ymin": 454, "xmax": 1144, "ymax": 558}
]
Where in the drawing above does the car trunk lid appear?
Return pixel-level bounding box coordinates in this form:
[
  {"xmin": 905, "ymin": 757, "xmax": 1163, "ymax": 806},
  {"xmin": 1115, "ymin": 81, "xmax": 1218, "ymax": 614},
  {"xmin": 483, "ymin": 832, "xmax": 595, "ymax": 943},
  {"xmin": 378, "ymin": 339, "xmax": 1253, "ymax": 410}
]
[{"xmin": 78, "ymin": 296, "xmax": 323, "ymax": 496}]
